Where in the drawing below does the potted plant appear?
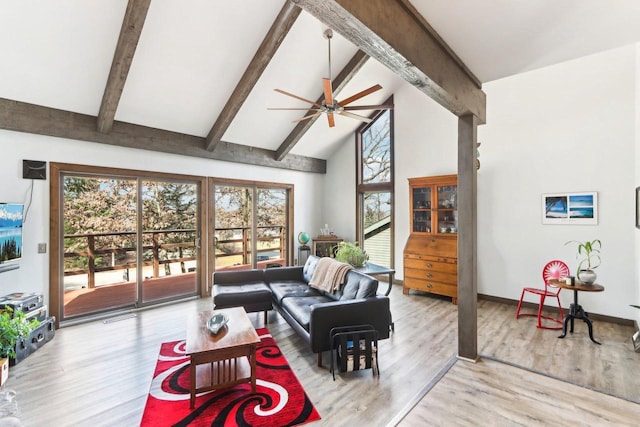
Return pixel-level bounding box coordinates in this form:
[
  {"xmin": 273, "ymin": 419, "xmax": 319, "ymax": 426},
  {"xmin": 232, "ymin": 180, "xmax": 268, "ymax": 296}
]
[
  {"xmin": 334, "ymin": 241, "xmax": 368, "ymax": 267},
  {"xmin": 0, "ymin": 307, "xmax": 40, "ymax": 361},
  {"xmin": 564, "ymin": 239, "xmax": 601, "ymax": 284}
]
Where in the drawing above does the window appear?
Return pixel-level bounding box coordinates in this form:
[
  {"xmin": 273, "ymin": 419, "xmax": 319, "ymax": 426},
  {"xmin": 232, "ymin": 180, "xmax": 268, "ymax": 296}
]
[
  {"xmin": 356, "ymin": 99, "xmax": 394, "ymax": 268},
  {"xmin": 210, "ymin": 179, "xmax": 293, "ymax": 272}
]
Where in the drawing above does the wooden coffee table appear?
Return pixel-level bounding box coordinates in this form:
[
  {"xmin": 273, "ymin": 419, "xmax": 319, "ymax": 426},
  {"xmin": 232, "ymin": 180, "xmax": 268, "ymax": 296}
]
[{"xmin": 185, "ymin": 307, "xmax": 260, "ymax": 408}]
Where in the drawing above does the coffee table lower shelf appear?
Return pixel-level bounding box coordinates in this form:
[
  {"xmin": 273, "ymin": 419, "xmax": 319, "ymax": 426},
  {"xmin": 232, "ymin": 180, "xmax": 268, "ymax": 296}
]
[{"xmin": 190, "ymin": 346, "xmax": 256, "ymax": 408}]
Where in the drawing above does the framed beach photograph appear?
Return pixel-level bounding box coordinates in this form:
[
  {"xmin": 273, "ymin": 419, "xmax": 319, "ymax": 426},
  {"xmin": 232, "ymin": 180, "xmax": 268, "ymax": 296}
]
[{"xmin": 542, "ymin": 192, "xmax": 598, "ymax": 225}]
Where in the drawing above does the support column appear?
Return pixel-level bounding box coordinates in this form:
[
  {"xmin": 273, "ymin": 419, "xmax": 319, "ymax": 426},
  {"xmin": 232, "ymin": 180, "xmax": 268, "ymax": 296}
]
[{"xmin": 457, "ymin": 113, "xmax": 479, "ymax": 362}]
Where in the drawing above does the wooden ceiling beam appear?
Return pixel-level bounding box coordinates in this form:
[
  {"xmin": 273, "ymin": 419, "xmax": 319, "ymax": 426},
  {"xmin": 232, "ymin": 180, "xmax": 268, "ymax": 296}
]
[
  {"xmin": 204, "ymin": 1, "xmax": 301, "ymax": 151},
  {"xmin": 0, "ymin": 98, "xmax": 325, "ymax": 173},
  {"xmin": 274, "ymin": 49, "xmax": 369, "ymax": 161},
  {"xmin": 97, "ymin": 0, "xmax": 151, "ymax": 134},
  {"xmin": 291, "ymin": 0, "xmax": 486, "ymax": 123}
]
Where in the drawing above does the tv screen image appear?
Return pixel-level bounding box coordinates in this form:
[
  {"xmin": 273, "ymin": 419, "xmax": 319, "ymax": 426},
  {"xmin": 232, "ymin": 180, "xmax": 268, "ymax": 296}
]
[{"xmin": 0, "ymin": 203, "xmax": 24, "ymax": 263}]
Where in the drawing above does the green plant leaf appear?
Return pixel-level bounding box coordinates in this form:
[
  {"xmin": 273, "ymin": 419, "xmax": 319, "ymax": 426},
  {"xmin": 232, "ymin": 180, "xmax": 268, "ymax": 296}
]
[
  {"xmin": 0, "ymin": 307, "xmax": 40, "ymax": 359},
  {"xmin": 334, "ymin": 241, "xmax": 368, "ymax": 267},
  {"xmin": 565, "ymin": 239, "xmax": 602, "ymax": 271}
]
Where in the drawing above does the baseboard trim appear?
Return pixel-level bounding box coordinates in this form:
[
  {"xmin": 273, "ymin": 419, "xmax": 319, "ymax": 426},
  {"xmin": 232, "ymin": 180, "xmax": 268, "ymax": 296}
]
[{"xmin": 478, "ymin": 293, "xmax": 634, "ymax": 326}]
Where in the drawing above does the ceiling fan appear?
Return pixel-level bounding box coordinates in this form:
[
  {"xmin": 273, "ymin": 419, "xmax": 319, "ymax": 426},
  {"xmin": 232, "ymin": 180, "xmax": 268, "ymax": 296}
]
[{"xmin": 269, "ymin": 29, "xmax": 393, "ymax": 128}]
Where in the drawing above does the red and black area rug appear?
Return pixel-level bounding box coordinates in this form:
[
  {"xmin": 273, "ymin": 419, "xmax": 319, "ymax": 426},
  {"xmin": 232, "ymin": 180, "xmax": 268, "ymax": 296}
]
[{"xmin": 140, "ymin": 328, "xmax": 321, "ymax": 426}]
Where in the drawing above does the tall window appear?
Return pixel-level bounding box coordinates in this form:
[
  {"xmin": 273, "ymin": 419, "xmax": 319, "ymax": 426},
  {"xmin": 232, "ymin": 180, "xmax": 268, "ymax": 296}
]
[{"xmin": 356, "ymin": 99, "xmax": 394, "ymax": 268}]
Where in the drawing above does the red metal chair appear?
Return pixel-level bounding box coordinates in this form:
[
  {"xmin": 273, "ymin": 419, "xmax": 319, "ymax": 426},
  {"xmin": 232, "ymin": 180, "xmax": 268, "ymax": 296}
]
[{"xmin": 515, "ymin": 260, "xmax": 569, "ymax": 330}]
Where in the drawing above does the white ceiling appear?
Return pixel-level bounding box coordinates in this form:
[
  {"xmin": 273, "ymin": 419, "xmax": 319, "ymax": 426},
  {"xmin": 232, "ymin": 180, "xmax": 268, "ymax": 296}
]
[
  {"xmin": 412, "ymin": 0, "xmax": 640, "ymax": 83},
  {"xmin": 1, "ymin": 0, "xmax": 640, "ymax": 162}
]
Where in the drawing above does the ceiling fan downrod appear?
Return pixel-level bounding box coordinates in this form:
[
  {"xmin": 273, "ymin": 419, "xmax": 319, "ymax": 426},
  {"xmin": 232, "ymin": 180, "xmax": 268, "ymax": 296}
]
[{"xmin": 324, "ymin": 28, "xmax": 333, "ymax": 81}]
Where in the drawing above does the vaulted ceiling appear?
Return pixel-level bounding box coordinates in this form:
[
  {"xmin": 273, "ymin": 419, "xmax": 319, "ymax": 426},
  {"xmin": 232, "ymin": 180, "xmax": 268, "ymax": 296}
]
[{"xmin": 2, "ymin": 0, "xmax": 640, "ymax": 173}]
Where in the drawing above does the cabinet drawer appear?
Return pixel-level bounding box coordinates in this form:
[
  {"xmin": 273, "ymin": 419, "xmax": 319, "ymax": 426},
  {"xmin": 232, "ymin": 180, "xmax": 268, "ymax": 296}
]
[
  {"xmin": 404, "ymin": 278, "xmax": 457, "ymax": 298},
  {"xmin": 404, "ymin": 258, "xmax": 457, "ymax": 274},
  {"xmin": 405, "ymin": 267, "xmax": 456, "ymax": 284},
  {"xmin": 404, "ymin": 236, "xmax": 457, "ymax": 257}
]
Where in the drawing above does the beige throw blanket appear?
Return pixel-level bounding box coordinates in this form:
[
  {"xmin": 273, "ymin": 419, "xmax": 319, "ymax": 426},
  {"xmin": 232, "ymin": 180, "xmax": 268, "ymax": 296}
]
[{"xmin": 309, "ymin": 257, "xmax": 353, "ymax": 293}]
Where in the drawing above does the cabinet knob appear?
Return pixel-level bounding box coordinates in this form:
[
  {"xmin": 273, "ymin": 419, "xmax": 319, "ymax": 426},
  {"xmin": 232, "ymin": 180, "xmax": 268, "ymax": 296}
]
[
  {"xmin": 426, "ymin": 263, "xmax": 432, "ymax": 268},
  {"xmin": 427, "ymin": 273, "xmax": 433, "ymax": 278},
  {"xmin": 427, "ymin": 283, "xmax": 433, "ymax": 289},
  {"xmin": 431, "ymin": 239, "xmax": 436, "ymax": 243}
]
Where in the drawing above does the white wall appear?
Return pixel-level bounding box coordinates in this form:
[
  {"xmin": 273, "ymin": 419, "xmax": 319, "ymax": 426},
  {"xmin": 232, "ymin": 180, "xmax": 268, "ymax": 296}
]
[
  {"xmin": 3, "ymin": 44, "xmax": 638, "ymax": 321},
  {"xmin": 323, "ymin": 133, "xmax": 356, "ymax": 240},
  {"xmin": 478, "ymin": 45, "xmax": 637, "ymax": 318},
  {"xmin": 324, "ymin": 76, "xmax": 458, "ymax": 264},
  {"xmin": 635, "ymin": 43, "xmax": 640, "ymax": 325},
  {"xmin": 327, "ymin": 44, "xmax": 638, "ymax": 320},
  {"xmin": 0, "ymin": 130, "xmax": 324, "ymax": 300}
]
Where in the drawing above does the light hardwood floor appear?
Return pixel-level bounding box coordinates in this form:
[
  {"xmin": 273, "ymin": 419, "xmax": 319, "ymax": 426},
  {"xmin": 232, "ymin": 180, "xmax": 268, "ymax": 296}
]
[
  {"xmin": 397, "ymin": 357, "xmax": 640, "ymax": 426},
  {"xmin": 6, "ymin": 284, "xmax": 640, "ymax": 426}
]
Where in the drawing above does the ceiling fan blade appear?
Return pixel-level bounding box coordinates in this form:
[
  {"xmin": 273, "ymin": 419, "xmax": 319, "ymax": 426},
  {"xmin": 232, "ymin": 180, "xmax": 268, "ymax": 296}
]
[
  {"xmin": 322, "ymin": 78, "xmax": 334, "ymax": 106},
  {"xmin": 339, "ymin": 111, "xmax": 373, "ymax": 123},
  {"xmin": 291, "ymin": 112, "xmax": 322, "ymax": 123},
  {"xmin": 342, "ymin": 104, "xmax": 394, "ymax": 111},
  {"xmin": 327, "ymin": 112, "xmax": 335, "ymax": 127},
  {"xmin": 274, "ymin": 89, "xmax": 322, "ymax": 107},
  {"xmin": 268, "ymin": 107, "xmax": 322, "ymax": 110},
  {"xmin": 339, "ymin": 84, "xmax": 383, "ymax": 107}
]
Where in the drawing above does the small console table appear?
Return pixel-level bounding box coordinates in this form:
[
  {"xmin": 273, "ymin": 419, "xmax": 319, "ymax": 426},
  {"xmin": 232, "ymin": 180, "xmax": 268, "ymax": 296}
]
[{"xmin": 549, "ymin": 279, "xmax": 605, "ymax": 345}]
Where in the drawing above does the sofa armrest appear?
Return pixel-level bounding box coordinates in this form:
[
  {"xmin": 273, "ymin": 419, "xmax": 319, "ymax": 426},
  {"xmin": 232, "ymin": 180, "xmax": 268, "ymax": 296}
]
[
  {"xmin": 264, "ymin": 266, "xmax": 304, "ymax": 283},
  {"xmin": 308, "ymin": 296, "xmax": 390, "ymax": 353}
]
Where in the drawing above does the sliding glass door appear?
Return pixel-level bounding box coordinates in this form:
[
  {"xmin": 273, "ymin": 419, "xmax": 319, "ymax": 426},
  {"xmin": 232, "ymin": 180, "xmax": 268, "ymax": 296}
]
[
  {"xmin": 212, "ymin": 180, "xmax": 292, "ymax": 271},
  {"xmin": 53, "ymin": 164, "xmax": 203, "ymax": 322},
  {"xmin": 140, "ymin": 180, "xmax": 199, "ymax": 304}
]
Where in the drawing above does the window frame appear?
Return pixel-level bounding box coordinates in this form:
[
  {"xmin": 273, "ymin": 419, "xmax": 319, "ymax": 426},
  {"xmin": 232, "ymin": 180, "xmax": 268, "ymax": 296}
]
[
  {"xmin": 355, "ymin": 96, "xmax": 395, "ymax": 268},
  {"xmin": 208, "ymin": 177, "xmax": 294, "ymax": 280},
  {"xmin": 50, "ymin": 162, "xmax": 207, "ymax": 326}
]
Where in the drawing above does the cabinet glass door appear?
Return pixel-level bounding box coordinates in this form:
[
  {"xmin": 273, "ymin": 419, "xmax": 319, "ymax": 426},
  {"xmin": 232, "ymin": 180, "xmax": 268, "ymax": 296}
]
[
  {"xmin": 437, "ymin": 185, "xmax": 457, "ymax": 234},
  {"xmin": 412, "ymin": 187, "xmax": 431, "ymax": 233}
]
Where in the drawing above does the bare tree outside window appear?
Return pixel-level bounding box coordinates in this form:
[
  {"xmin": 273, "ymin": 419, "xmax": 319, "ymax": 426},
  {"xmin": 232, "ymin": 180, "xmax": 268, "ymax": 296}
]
[
  {"xmin": 362, "ymin": 110, "xmax": 391, "ymax": 185},
  {"xmin": 356, "ymin": 102, "xmax": 394, "ymax": 268},
  {"xmin": 213, "ymin": 184, "xmax": 290, "ymax": 270}
]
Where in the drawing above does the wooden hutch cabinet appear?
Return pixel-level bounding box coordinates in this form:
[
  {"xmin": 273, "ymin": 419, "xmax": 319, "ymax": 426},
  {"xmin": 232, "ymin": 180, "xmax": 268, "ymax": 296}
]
[{"xmin": 403, "ymin": 174, "xmax": 458, "ymax": 304}]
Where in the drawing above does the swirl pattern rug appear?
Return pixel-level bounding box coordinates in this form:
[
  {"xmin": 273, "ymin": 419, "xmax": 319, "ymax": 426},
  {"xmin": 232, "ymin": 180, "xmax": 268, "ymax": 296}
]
[{"xmin": 141, "ymin": 328, "xmax": 321, "ymax": 426}]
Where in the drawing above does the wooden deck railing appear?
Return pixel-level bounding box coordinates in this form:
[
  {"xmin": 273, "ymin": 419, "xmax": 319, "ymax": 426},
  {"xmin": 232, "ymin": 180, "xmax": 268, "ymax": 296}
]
[
  {"xmin": 214, "ymin": 226, "xmax": 286, "ymax": 266},
  {"xmin": 64, "ymin": 226, "xmax": 286, "ymax": 288}
]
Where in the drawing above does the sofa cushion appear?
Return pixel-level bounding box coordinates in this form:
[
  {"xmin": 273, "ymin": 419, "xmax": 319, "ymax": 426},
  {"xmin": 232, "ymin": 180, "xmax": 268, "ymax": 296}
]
[
  {"xmin": 337, "ymin": 270, "xmax": 378, "ymax": 300},
  {"xmin": 213, "ymin": 282, "xmax": 272, "ymax": 309},
  {"xmin": 269, "ymin": 281, "xmax": 322, "ymax": 305},
  {"xmin": 281, "ymin": 295, "xmax": 332, "ymax": 330},
  {"xmin": 302, "ymin": 255, "xmax": 320, "ymax": 284},
  {"xmin": 263, "ymin": 265, "xmax": 304, "ymax": 283}
]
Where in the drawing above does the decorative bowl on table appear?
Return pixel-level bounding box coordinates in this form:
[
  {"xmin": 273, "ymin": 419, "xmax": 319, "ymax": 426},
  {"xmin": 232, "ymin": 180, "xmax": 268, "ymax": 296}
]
[{"xmin": 207, "ymin": 313, "xmax": 229, "ymax": 335}]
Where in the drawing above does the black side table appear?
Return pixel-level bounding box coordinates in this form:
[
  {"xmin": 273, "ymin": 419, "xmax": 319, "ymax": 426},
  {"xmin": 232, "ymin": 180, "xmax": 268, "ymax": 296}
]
[{"xmin": 550, "ymin": 280, "xmax": 605, "ymax": 345}]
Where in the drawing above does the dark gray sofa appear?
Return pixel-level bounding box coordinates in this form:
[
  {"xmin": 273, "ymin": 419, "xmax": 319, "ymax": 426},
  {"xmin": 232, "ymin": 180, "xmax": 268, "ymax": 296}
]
[{"xmin": 212, "ymin": 255, "xmax": 390, "ymax": 366}]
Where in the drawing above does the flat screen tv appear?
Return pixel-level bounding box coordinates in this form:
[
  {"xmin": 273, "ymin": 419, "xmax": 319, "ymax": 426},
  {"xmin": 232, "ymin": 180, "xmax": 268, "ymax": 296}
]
[{"xmin": 0, "ymin": 203, "xmax": 24, "ymax": 266}]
